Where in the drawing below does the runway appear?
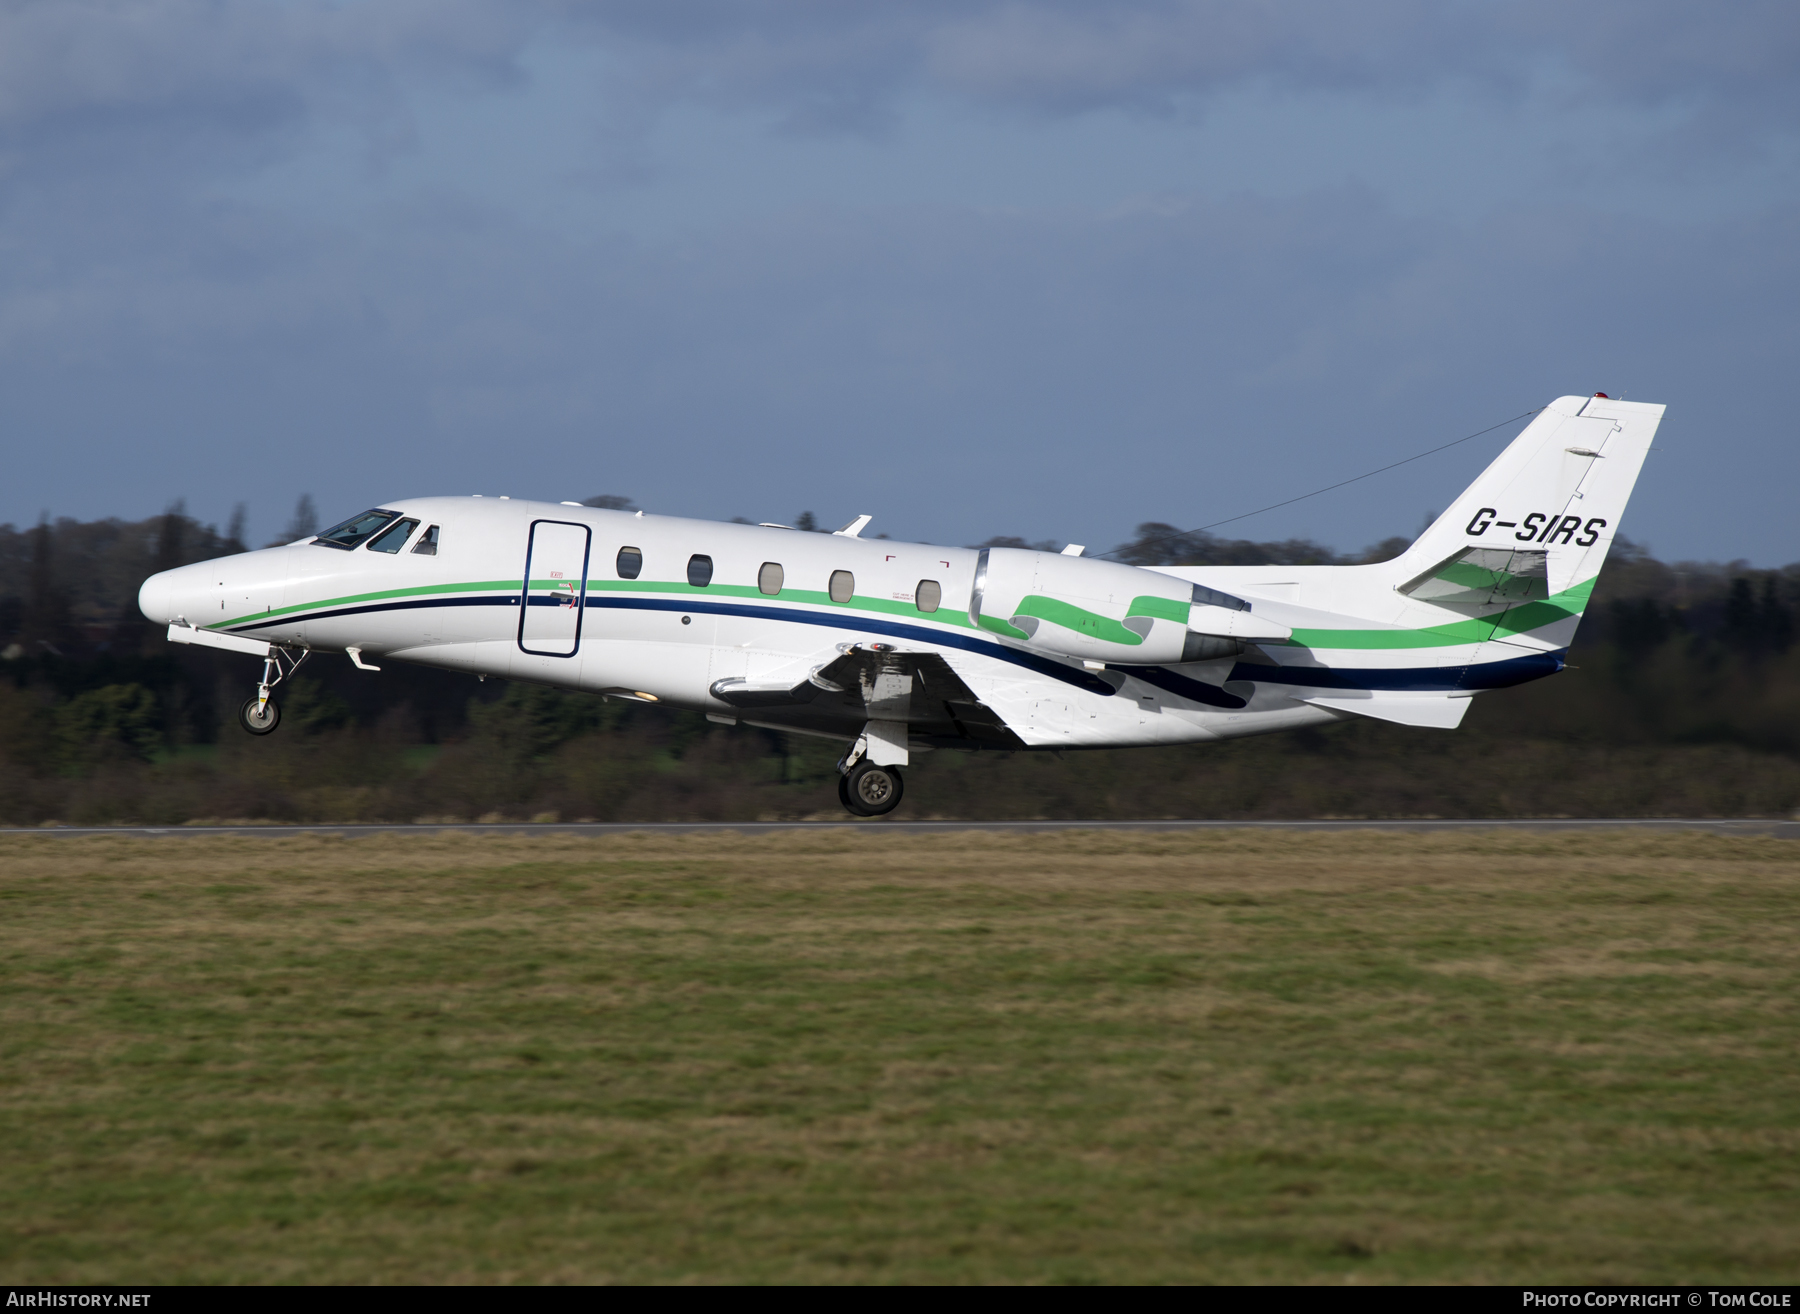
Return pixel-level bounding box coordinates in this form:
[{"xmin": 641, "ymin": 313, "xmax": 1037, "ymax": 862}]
[{"xmin": 4, "ymin": 818, "xmax": 1797, "ymax": 839}]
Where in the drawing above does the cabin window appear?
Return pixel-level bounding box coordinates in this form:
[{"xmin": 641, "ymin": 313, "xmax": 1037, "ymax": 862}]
[
  {"xmin": 616, "ymin": 547, "xmax": 642, "ymax": 579},
  {"xmin": 759, "ymin": 562, "xmax": 783, "ymax": 595},
  {"xmin": 829, "ymin": 570, "xmax": 854, "ymax": 603},
  {"xmin": 366, "ymin": 518, "xmax": 420, "ymax": 554},
  {"xmin": 688, "ymin": 554, "xmax": 714, "ymax": 587},
  {"xmin": 412, "ymin": 525, "xmax": 439, "ymax": 556},
  {"xmin": 313, "ymin": 509, "xmax": 399, "ymax": 550},
  {"xmin": 916, "ymin": 580, "xmax": 941, "ymax": 613}
]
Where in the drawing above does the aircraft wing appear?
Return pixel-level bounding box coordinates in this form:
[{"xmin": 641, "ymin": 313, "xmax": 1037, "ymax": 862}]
[{"xmin": 710, "ymin": 644, "xmax": 1025, "ymax": 748}]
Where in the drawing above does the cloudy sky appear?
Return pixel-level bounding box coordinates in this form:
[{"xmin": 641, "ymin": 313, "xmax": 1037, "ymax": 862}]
[{"xmin": 3, "ymin": 1, "xmax": 1797, "ymax": 562}]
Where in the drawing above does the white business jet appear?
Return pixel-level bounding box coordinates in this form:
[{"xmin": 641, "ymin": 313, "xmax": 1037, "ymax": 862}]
[{"xmin": 138, "ymin": 395, "xmax": 1661, "ymax": 816}]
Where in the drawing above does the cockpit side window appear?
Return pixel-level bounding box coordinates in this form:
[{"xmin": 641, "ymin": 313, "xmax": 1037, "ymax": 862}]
[
  {"xmin": 314, "ymin": 509, "xmax": 400, "ymax": 550},
  {"xmin": 412, "ymin": 525, "xmax": 440, "ymax": 556},
  {"xmin": 367, "ymin": 518, "xmax": 420, "ymax": 554}
]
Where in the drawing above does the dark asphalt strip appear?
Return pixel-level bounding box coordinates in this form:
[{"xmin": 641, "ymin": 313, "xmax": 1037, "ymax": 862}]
[{"xmin": 2, "ymin": 819, "xmax": 1796, "ymax": 839}]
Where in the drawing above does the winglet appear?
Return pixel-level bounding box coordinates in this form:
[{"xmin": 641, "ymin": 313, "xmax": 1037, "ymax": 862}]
[{"xmin": 833, "ymin": 514, "xmax": 873, "ymax": 538}]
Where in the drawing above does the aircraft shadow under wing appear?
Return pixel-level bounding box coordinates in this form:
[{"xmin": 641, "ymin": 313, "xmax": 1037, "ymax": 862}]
[{"xmin": 710, "ymin": 644, "xmax": 1025, "ymax": 749}]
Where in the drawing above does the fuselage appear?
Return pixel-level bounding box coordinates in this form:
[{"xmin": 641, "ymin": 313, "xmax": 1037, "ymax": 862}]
[{"xmin": 137, "ymin": 495, "xmax": 1570, "ymax": 752}]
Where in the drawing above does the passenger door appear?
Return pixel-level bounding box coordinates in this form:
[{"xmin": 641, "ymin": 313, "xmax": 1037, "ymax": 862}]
[{"xmin": 518, "ymin": 519, "xmax": 591, "ymax": 657}]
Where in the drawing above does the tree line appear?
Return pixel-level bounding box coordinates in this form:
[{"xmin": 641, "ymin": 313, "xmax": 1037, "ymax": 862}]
[{"xmin": 0, "ymin": 501, "xmax": 1796, "ymax": 824}]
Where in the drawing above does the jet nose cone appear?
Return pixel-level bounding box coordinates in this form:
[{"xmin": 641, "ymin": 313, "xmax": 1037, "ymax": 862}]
[
  {"xmin": 138, "ymin": 571, "xmax": 175, "ymax": 626},
  {"xmin": 138, "ymin": 560, "xmax": 213, "ymax": 626}
]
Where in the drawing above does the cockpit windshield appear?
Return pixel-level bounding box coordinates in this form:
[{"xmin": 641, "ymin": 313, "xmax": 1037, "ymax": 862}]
[
  {"xmin": 367, "ymin": 518, "xmax": 420, "ymax": 554},
  {"xmin": 313, "ymin": 509, "xmax": 400, "ymax": 550}
]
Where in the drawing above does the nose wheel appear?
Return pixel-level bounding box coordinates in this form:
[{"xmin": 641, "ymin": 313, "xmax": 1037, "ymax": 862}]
[
  {"xmin": 839, "ymin": 761, "xmax": 904, "ymax": 817},
  {"xmin": 239, "ymin": 696, "xmax": 281, "ymax": 735},
  {"xmin": 236, "ymin": 646, "xmax": 307, "ymax": 736}
]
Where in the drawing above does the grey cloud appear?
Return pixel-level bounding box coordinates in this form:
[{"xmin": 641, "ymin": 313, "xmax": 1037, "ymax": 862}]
[
  {"xmin": 7, "ymin": 2, "xmax": 1792, "ymax": 156},
  {"xmin": 558, "ymin": 1, "xmax": 1800, "ymax": 138},
  {"xmin": 0, "ymin": 0, "xmax": 529, "ymax": 128},
  {"xmin": 925, "ymin": 2, "xmax": 1800, "ymax": 117},
  {"xmin": 920, "ymin": 2, "xmax": 1466, "ymax": 111},
  {"xmin": 3, "ymin": 171, "xmax": 1795, "ymax": 560},
  {"xmin": 1, "ymin": 0, "xmax": 1793, "ymax": 563},
  {"xmin": 0, "ymin": 0, "xmax": 535, "ymax": 185}
]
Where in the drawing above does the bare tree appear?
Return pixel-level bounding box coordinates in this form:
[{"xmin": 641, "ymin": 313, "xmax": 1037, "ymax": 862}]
[
  {"xmin": 279, "ymin": 494, "xmax": 318, "ymax": 544},
  {"xmin": 225, "ymin": 504, "xmax": 248, "ymax": 554}
]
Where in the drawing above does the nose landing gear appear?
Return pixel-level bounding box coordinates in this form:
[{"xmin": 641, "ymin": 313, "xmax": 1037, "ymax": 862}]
[
  {"xmin": 239, "ymin": 697, "xmax": 281, "ymax": 735},
  {"xmin": 236, "ymin": 646, "xmax": 308, "ymax": 737}
]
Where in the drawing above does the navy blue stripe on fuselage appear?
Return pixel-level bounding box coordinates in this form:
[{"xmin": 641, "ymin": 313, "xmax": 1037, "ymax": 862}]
[
  {"xmin": 1228, "ymin": 647, "xmax": 1565, "ymax": 691},
  {"xmin": 226, "ymin": 591, "xmax": 1120, "ymax": 697},
  {"xmin": 228, "ymin": 594, "xmax": 517, "ymax": 631},
  {"xmin": 582, "ymin": 595, "xmax": 1122, "ymax": 695},
  {"xmin": 226, "ymin": 592, "xmax": 1565, "ymax": 697}
]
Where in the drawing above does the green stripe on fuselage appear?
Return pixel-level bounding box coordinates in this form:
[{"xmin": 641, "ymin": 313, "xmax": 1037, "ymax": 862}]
[
  {"xmin": 1125, "ymin": 595, "xmax": 1190, "ymax": 624},
  {"xmin": 1286, "ymin": 578, "xmax": 1595, "ymax": 650},
  {"xmin": 978, "ymin": 614, "xmax": 1030, "ymax": 640},
  {"xmin": 214, "ymin": 580, "xmax": 523, "ymax": 631},
  {"xmin": 585, "ymin": 578, "xmax": 983, "ymax": 629},
  {"xmin": 1011, "ymin": 595, "xmax": 1140, "ymax": 645},
  {"xmin": 220, "ymin": 573, "xmax": 1595, "ymax": 656},
  {"xmin": 222, "ymin": 576, "xmax": 988, "ymax": 635}
]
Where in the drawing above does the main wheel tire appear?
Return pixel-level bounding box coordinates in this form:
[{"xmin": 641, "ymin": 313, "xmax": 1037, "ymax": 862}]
[
  {"xmin": 838, "ymin": 772, "xmax": 872, "ymax": 817},
  {"xmin": 238, "ymin": 697, "xmax": 280, "ymax": 736},
  {"xmin": 843, "ymin": 761, "xmax": 903, "ymax": 817}
]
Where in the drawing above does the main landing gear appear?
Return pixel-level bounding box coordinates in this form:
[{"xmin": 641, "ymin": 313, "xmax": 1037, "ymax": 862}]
[
  {"xmin": 839, "ymin": 760, "xmax": 904, "ymax": 816},
  {"xmin": 834, "ymin": 723, "xmax": 909, "ymax": 817},
  {"xmin": 237, "ymin": 646, "xmax": 308, "ymax": 737}
]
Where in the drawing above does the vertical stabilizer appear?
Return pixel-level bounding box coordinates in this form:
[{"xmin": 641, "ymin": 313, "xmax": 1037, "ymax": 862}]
[{"xmin": 1385, "ymin": 395, "xmax": 1664, "ymax": 604}]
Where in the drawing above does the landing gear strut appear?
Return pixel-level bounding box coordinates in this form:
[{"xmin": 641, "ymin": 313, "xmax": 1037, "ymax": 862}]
[
  {"xmin": 237, "ymin": 646, "xmax": 308, "ymax": 737},
  {"xmin": 839, "ymin": 760, "xmax": 904, "ymax": 817}
]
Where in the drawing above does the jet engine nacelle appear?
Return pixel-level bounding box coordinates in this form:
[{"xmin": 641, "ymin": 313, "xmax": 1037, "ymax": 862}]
[{"xmin": 970, "ymin": 547, "xmax": 1288, "ymax": 666}]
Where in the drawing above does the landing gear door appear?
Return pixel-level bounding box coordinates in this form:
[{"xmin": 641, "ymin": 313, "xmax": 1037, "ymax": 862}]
[{"xmin": 518, "ymin": 519, "xmax": 591, "ymax": 657}]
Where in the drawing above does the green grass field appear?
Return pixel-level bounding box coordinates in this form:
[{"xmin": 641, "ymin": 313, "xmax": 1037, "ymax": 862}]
[{"xmin": 2, "ymin": 829, "xmax": 1797, "ymax": 1284}]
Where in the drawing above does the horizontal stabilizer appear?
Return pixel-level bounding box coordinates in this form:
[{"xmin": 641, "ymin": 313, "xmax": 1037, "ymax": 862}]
[
  {"xmin": 1399, "ymin": 548, "xmax": 1548, "ymax": 606},
  {"xmin": 1295, "ymin": 693, "xmax": 1474, "ymax": 729}
]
